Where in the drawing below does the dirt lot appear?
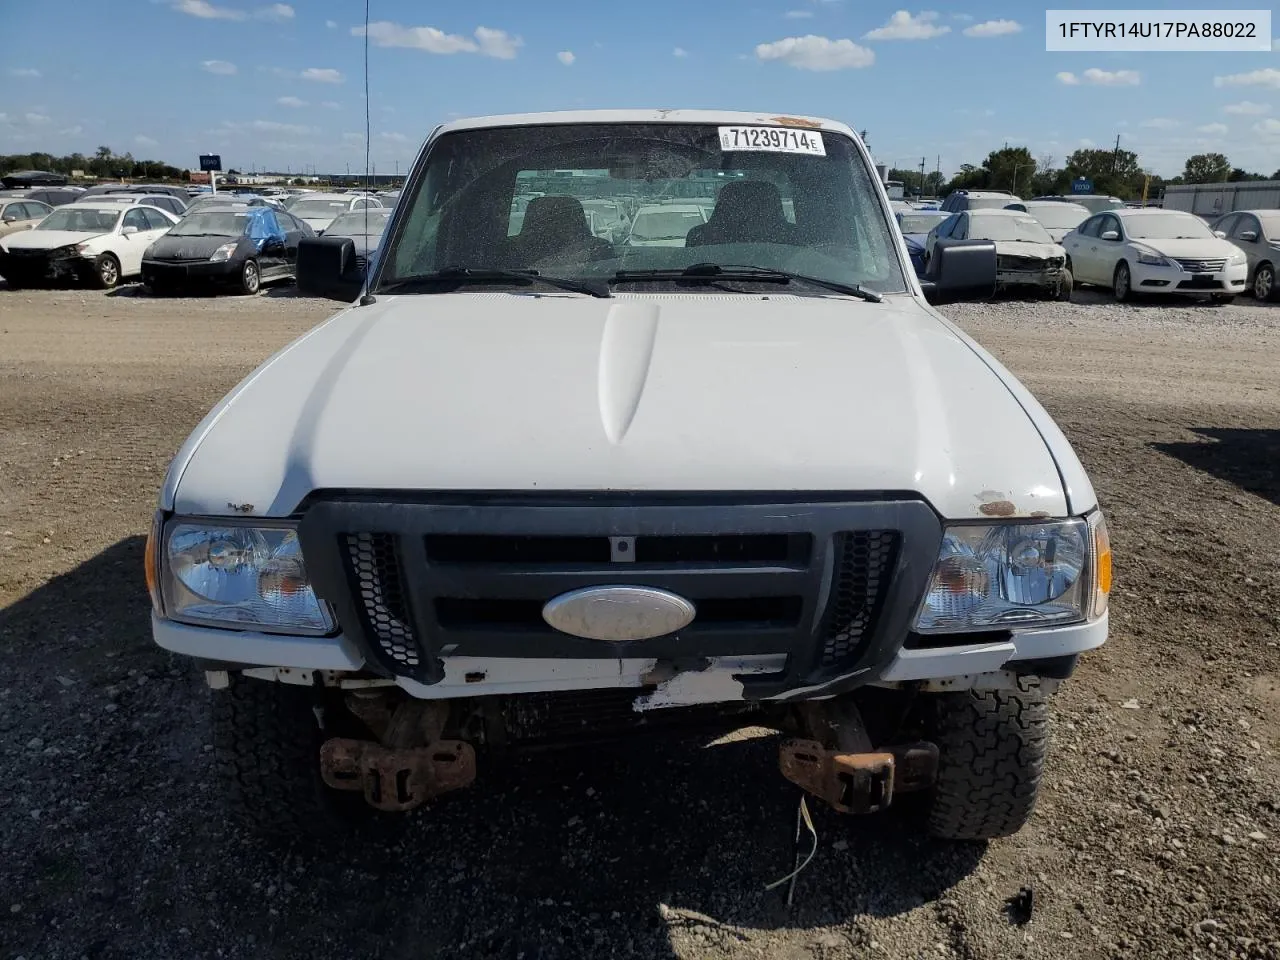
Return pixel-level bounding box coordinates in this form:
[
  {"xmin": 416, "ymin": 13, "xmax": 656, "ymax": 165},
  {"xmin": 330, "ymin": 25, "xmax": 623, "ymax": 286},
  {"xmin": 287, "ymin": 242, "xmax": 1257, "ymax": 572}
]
[{"xmin": 1, "ymin": 285, "xmax": 1278, "ymax": 960}]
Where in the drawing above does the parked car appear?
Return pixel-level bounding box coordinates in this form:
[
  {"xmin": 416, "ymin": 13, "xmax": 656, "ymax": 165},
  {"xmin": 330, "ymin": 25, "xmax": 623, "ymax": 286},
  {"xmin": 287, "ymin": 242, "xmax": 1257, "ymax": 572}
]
[
  {"xmin": 1210, "ymin": 209, "xmax": 1280, "ymax": 301},
  {"xmin": 92, "ymin": 192, "xmax": 189, "ymax": 218},
  {"xmin": 0, "ymin": 187, "xmax": 84, "ymax": 207},
  {"xmin": 927, "ymin": 209, "xmax": 1070, "ymax": 298},
  {"xmin": 1004, "ymin": 201, "xmax": 1091, "ymax": 242},
  {"xmin": 289, "ymin": 193, "xmax": 383, "ymax": 233},
  {"xmin": 1032, "ymin": 194, "xmax": 1125, "ymax": 215},
  {"xmin": 154, "ymin": 108, "xmax": 1110, "ymax": 846},
  {"xmin": 1062, "ymin": 208, "xmax": 1248, "ymax": 303},
  {"xmin": 0, "ymin": 203, "xmax": 177, "ymax": 288},
  {"xmin": 79, "ymin": 183, "xmax": 190, "ymax": 203},
  {"xmin": 141, "ymin": 205, "xmax": 314, "ymax": 296},
  {"xmin": 319, "ymin": 208, "xmax": 391, "ymax": 275},
  {"xmin": 939, "ymin": 189, "xmax": 1019, "ymax": 213},
  {"xmin": 624, "ymin": 202, "xmax": 708, "ymax": 246},
  {"xmin": 375, "ymin": 190, "xmax": 401, "ymax": 209},
  {"xmin": 580, "ymin": 198, "xmax": 628, "ymax": 243},
  {"xmin": 895, "ymin": 209, "xmax": 950, "ymax": 276},
  {"xmin": 0, "ymin": 198, "xmax": 54, "ymax": 239},
  {"xmin": 183, "ymin": 195, "xmax": 272, "ymax": 215}
]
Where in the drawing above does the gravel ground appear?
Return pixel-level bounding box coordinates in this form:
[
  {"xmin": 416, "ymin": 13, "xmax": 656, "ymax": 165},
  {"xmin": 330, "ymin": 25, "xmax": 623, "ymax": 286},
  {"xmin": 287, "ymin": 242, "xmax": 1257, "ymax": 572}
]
[{"xmin": 0, "ymin": 284, "xmax": 1277, "ymax": 960}]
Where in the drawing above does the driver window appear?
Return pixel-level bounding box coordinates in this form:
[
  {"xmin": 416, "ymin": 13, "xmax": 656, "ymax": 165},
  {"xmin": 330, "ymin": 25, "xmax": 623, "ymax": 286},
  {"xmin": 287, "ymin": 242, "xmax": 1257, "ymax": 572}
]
[
  {"xmin": 1099, "ymin": 215, "xmax": 1120, "ymax": 239},
  {"xmin": 123, "ymin": 209, "xmax": 148, "ymax": 231},
  {"xmin": 1233, "ymin": 215, "xmax": 1260, "ymax": 240},
  {"xmin": 953, "ymin": 214, "xmax": 969, "ymax": 240}
]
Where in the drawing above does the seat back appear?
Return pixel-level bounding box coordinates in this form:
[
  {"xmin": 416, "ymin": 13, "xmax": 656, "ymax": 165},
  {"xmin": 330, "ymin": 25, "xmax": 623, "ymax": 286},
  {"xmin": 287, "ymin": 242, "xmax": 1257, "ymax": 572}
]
[{"xmin": 687, "ymin": 181, "xmax": 795, "ymax": 247}]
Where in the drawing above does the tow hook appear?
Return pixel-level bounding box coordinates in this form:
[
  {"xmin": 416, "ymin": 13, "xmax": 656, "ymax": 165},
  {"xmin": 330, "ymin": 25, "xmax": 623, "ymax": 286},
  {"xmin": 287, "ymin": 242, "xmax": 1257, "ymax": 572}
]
[
  {"xmin": 779, "ymin": 739, "xmax": 938, "ymax": 815},
  {"xmin": 320, "ymin": 739, "xmax": 477, "ymax": 812}
]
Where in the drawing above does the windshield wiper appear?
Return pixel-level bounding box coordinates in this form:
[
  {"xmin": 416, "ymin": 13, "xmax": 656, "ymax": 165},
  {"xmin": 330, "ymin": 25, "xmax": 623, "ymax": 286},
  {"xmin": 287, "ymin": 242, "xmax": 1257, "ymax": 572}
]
[
  {"xmin": 378, "ymin": 266, "xmax": 611, "ymax": 298},
  {"xmin": 611, "ymin": 263, "xmax": 883, "ymax": 302}
]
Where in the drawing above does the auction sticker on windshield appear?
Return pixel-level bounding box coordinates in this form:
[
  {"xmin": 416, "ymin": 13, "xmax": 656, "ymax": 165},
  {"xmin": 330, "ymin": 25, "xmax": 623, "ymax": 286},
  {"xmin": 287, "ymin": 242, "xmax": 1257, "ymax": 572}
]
[{"xmin": 718, "ymin": 126, "xmax": 826, "ymax": 156}]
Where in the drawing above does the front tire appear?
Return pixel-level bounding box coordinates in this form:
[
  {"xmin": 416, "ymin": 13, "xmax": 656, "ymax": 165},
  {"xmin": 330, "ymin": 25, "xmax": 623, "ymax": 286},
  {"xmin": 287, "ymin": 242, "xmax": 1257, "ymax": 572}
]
[
  {"xmin": 926, "ymin": 678, "xmax": 1049, "ymax": 841},
  {"xmin": 1055, "ymin": 268, "xmax": 1073, "ymax": 301},
  {"xmin": 212, "ymin": 677, "xmax": 371, "ymax": 839},
  {"xmin": 1112, "ymin": 261, "xmax": 1132, "ymax": 302},
  {"xmin": 239, "ymin": 258, "xmax": 260, "ymax": 295},
  {"xmin": 1254, "ymin": 263, "xmax": 1275, "ymax": 301},
  {"xmin": 93, "ymin": 253, "xmax": 121, "ymax": 289}
]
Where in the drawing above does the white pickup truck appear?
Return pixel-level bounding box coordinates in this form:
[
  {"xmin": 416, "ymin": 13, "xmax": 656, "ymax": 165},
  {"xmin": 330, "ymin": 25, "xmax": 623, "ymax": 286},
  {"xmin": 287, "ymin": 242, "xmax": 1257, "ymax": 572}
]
[{"xmin": 148, "ymin": 110, "xmax": 1111, "ymax": 840}]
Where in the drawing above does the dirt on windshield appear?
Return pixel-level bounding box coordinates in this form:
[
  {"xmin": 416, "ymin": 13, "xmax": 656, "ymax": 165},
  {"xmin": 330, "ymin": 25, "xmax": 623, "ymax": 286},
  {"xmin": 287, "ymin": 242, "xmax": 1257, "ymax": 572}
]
[{"xmin": 1, "ymin": 285, "xmax": 1278, "ymax": 959}]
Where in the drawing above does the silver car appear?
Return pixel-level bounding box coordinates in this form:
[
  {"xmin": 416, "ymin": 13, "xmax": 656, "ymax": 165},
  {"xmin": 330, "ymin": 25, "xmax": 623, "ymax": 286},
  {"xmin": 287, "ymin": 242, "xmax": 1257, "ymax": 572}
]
[{"xmin": 1211, "ymin": 209, "xmax": 1280, "ymax": 301}]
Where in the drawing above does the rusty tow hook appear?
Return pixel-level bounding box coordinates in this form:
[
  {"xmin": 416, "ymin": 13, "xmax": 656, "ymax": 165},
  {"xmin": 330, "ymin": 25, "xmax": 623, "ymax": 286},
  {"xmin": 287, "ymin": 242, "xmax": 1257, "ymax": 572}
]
[
  {"xmin": 320, "ymin": 700, "xmax": 477, "ymax": 812},
  {"xmin": 779, "ymin": 739, "xmax": 939, "ymax": 815}
]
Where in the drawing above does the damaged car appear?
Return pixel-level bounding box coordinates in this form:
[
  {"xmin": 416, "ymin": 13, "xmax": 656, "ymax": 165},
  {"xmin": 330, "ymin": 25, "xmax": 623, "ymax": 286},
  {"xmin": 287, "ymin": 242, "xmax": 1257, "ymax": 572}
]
[
  {"xmin": 149, "ymin": 109, "xmax": 1110, "ymax": 843},
  {"xmin": 927, "ymin": 209, "xmax": 1071, "ymax": 299}
]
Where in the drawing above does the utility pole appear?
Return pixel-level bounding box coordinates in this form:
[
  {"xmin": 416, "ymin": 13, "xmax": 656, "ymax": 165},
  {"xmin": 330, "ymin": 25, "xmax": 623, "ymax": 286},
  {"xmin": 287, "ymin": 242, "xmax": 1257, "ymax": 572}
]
[
  {"xmin": 919, "ymin": 156, "xmax": 926, "ymax": 198},
  {"xmin": 1111, "ymin": 134, "xmax": 1121, "ymax": 175}
]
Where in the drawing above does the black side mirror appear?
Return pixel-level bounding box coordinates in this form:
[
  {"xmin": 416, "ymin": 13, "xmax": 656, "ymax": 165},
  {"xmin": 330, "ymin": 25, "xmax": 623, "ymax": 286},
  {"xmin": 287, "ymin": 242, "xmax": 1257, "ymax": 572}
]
[
  {"xmin": 920, "ymin": 238, "xmax": 997, "ymax": 305},
  {"xmin": 296, "ymin": 236, "xmax": 363, "ymax": 302}
]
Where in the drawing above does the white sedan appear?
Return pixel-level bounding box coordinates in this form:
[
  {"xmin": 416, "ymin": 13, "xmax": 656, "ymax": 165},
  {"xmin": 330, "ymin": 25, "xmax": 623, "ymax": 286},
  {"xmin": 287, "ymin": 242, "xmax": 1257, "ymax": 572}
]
[
  {"xmin": 0, "ymin": 203, "xmax": 178, "ymax": 288},
  {"xmin": 288, "ymin": 193, "xmax": 383, "ymax": 233},
  {"xmin": 1062, "ymin": 208, "xmax": 1248, "ymax": 303}
]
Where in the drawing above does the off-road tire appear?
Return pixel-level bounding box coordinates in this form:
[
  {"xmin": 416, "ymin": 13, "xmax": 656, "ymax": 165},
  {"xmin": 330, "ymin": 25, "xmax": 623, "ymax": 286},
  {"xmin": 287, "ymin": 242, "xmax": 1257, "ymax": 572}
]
[
  {"xmin": 926, "ymin": 678, "xmax": 1048, "ymax": 841},
  {"xmin": 212, "ymin": 676, "xmax": 372, "ymax": 839}
]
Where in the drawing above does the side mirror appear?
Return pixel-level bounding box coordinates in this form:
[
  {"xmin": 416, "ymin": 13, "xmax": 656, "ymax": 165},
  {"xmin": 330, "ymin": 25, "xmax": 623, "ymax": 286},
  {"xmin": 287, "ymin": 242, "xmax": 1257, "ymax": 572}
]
[
  {"xmin": 1213, "ymin": 230, "xmax": 1227, "ymax": 239},
  {"xmin": 1100, "ymin": 230, "xmax": 1119, "ymax": 241},
  {"xmin": 121, "ymin": 225, "xmax": 138, "ymax": 236},
  {"xmin": 920, "ymin": 238, "xmax": 997, "ymax": 305},
  {"xmin": 296, "ymin": 236, "xmax": 363, "ymax": 302},
  {"xmin": 1238, "ymin": 231, "xmax": 1257, "ymax": 242}
]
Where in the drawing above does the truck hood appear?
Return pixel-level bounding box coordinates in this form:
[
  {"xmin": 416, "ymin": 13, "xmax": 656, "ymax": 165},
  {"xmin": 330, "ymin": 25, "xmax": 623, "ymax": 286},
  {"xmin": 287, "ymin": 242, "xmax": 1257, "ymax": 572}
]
[
  {"xmin": 2, "ymin": 229, "xmax": 101, "ymax": 251},
  {"xmin": 168, "ymin": 293, "xmax": 1071, "ymax": 520},
  {"xmin": 992, "ymin": 240, "xmax": 1065, "ymax": 261}
]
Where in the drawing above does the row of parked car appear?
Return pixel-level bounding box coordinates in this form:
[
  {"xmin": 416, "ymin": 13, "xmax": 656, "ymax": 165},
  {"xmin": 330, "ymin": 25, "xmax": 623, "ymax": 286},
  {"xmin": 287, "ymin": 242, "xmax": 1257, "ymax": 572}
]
[
  {"xmin": 895, "ymin": 190, "xmax": 1278, "ymax": 303},
  {"xmin": 0, "ymin": 185, "xmax": 395, "ymax": 295}
]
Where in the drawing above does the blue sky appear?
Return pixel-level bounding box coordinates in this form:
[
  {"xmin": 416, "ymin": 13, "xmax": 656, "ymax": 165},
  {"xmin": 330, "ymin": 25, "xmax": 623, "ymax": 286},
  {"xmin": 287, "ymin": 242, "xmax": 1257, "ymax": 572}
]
[{"xmin": 2, "ymin": 1, "xmax": 1277, "ymax": 177}]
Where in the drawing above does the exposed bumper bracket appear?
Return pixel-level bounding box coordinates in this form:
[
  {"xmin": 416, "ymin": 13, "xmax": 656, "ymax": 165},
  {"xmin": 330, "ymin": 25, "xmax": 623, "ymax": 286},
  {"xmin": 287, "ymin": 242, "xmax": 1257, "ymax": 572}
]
[
  {"xmin": 779, "ymin": 738, "xmax": 938, "ymax": 814},
  {"xmin": 319, "ymin": 738, "xmax": 476, "ymax": 812}
]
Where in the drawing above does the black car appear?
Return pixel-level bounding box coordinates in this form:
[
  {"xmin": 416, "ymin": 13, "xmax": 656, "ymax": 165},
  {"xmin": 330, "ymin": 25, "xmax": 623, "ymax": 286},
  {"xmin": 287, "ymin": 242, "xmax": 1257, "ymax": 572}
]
[{"xmin": 141, "ymin": 205, "xmax": 313, "ymax": 295}]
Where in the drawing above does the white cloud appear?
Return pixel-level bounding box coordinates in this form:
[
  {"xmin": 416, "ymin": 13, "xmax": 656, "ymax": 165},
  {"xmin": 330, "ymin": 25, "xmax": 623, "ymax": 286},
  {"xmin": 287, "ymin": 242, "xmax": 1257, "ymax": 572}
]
[
  {"xmin": 135, "ymin": 135, "xmax": 159, "ymax": 148},
  {"xmin": 755, "ymin": 35, "xmax": 875, "ymax": 70},
  {"xmin": 300, "ymin": 67, "xmax": 343, "ymax": 83},
  {"xmin": 1254, "ymin": 118, "xmax": 1280, "ymax": 135},
  {"xmin": 1223, "ymin": 100, "xmax": 1269, "ymax": 115},
  {"xmin": 171, "ymin": 0, "xmax": 246, "ymax": 21},
  {"xmin": 1196, "ymin": 122, "xmax": 1229, "ymax": 135},
  {"xmin": 250, "ymin": 119, "xmax": 315, "ymax": 134},
  {"xmin": 557, "ymin": 50, "xmax": 575, "ymax": 66},
  {"xmin": 474, "ymin": 27, "xmax": 523, "ymax": 59},
  {"xmin": 1139, "ymin": 117, "xmax": 1180, "ymax": 129},
  {"xmin": 1058, "ymin": 68, "xmax": 1140, "ymax": 86},
  {"xmin": 255, "ymin": 3, "xmax": 293, "ymax": 20},
  {"xmin": 379, "ymin": 131, "xmax": 410, "ymax": 142},
  {"xmin": 321, "ymin": 100, "xmax": 341, "ymax": 109},
  {"xmin": 277, "ymin": 95, "xmax": 307, "ymax": 107},
  {"xmin": 784, "ymin": 9, "xmax": 813, "ymax": 18},
  {"xmin": 356, "ymin": 21, "xmax": 523, "ymax": 59},
  {"xmin": 24, "ymin": 113, "xmax": 51, "ymax": 124},
  {"xmin": 1214, "ymin": 68, "xmax": 1280, "ymax": 89},
  {"xmin": 201, "ymin": 59, "xmax": 237, "ymax": 75},
  {"xmin": 60, "ymin": 125, "xmax": 83, "ymax": 135},
  {"xmin": 863, "ymin": 11, "xmax": 949, "ymax": 41},
  {"xmin": 325, "ymin": 19, "xmax": 336, "ymax": 28},
  {"xmin": 963, "ymin": 19, "xmax": 1021, "ymax": 38},
  {"xmin": 672, "ymin": 47, "xmax": 688, "ymax": 57},
  {"xmin": 8, "ymin": 68, "xmax": 41, "ymax": 78}
]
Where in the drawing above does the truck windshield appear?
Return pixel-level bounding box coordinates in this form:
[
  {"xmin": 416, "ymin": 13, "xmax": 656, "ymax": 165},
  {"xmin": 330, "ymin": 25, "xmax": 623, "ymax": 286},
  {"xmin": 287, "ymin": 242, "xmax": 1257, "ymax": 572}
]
[{"xmin": 377, "ymin": 122, "xmax": 907, "ymax": 295}]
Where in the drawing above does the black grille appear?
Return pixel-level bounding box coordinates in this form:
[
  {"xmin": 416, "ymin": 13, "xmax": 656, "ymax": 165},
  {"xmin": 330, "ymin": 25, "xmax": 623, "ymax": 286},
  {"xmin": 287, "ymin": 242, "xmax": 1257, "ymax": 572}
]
[
  {"xmin": 423, "ymin": 533, "xmax": 801, "ymax": 565},
  {"xmin": 501, "ymin": 687, "xmax": 758, "ymax": 744},
  {"xmin": 818, "ymin": 531, "xmax": 899, "ymax": 670},
  {"xmin": 344, "ymin": 533, "xmax": 420, "ymax": 669}
]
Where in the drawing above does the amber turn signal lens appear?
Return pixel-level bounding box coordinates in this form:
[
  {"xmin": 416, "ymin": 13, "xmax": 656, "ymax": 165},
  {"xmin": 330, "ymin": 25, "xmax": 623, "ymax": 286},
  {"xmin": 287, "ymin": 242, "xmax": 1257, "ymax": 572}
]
[
  {"xmin": 1091, "ymin": 514, "xmax": 1112, "ymax": 616},
  {"xmin": 145, "ymin": 510, "xmax": 163, "ymax": 614}
]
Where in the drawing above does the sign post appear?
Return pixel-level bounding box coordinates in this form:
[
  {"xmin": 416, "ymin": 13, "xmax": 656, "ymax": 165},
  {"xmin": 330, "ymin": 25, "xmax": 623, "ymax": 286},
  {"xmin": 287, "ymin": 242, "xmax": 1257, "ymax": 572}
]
[
  {"xmin": 199, "ymin": 154, "xmax": 222, "ymax": 195},
  {"xmin": 1071, "ymin": 176, "xmax": 1093, "ymax": 195}
]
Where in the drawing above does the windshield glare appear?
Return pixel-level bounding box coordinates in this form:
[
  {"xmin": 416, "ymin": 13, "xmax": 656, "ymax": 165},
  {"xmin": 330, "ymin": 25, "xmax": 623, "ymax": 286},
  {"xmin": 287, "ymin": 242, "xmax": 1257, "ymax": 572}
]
[
  {"xmin": 1125, "ymin": 214, "xmax": 1213, "ymax": 240},
  {"xmin": 171, "ymin": 212, "xmax": 250, "ymax": 237},
  {"xmin": 327, "ymin": 210, "xmax": 392, "ymax": 235},
  {"xmin": 970, "ymin": 215, "xmax": 1053, "ymax": 243},
  {"xmin": 378, "ymin": 123, "xmax": 906, "ymax": 295},
  {"xmin": 1025, "ymin": 205, "xmax": 1089, "ymax": 229},
  {"xmin": 37, "ymin": 208, "xmax": 120, "ymax": 233},
  {"xmin": 898, "ymin": 213, "xmax": 949, "ymax": 234}
]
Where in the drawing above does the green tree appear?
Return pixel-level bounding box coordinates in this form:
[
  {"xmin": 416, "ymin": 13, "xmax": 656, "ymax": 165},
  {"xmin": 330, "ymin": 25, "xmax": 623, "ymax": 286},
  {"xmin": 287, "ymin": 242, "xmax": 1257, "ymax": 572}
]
[
  {"xmin": 1227, "ymin": 167, "xmax": 1265, "ymax": 182},
  {"xmin": 1182, "ymin": 152, "xmax": 1230, "ymax": 184}
]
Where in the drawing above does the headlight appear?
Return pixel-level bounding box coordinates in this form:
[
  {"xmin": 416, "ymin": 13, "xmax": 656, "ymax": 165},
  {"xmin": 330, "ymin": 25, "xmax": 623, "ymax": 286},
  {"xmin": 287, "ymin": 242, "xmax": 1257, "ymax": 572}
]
[
  {"xmin": 1228, "ymin": 250, "xmax": 1247, "ymax": 265},
  {"xmin": 159, "ymin": 520, "xmax": 334, "ymax": 634},
  {"xmin": 1135, "ymin": 248, "xmax": 1169, "ymax": 267},
  {"xmin": 209, "ymin": 242, "xmax": 237, "ymax": 262},
  {"xmin": 914, "ymin": 519, "xmax": 1089, "ymax": 632}
]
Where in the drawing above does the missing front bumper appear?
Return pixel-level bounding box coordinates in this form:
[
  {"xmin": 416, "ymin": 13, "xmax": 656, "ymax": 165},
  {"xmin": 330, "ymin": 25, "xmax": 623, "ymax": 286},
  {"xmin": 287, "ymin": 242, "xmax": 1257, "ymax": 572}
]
[
  {"xmin": 778, "ymin": 738, "xmax": 938, "ymax": 814},
  {"xmin": 319, "ymin": 738, "xmax": 476, "ymax": 811}
]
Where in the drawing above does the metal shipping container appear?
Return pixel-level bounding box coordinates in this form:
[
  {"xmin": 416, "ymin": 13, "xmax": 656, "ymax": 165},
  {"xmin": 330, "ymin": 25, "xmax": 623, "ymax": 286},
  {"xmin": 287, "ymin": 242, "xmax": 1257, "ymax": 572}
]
[{"xmin": 1163, "ymin": 180, "xmax": 1280, "ymax": 217}]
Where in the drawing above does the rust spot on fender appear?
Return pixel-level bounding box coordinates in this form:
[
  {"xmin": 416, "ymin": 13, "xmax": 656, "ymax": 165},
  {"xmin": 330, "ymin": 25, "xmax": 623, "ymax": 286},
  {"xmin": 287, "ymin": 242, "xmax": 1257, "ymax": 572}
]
[
  {"xmin": 226, "ymin": 502, "xmax": 255, "ymax": 514},
  {"xmin": 1029, "ymin": 510, "xmax": 1051, "ymax": 519},
  {"xmin": 769, "ymin": 116, "xmax": 823, "ymax": 128},
  {"xmin": 979, "ymin": 500, "xmax": 1018, "ymax": 517}
]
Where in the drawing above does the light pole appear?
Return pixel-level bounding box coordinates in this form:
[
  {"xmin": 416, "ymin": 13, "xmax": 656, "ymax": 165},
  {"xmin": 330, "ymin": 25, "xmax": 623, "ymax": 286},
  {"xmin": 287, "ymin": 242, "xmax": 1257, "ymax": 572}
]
[{"xmin": 1012, "ymin": 161, "xmax": 1036, "ymax": 196}]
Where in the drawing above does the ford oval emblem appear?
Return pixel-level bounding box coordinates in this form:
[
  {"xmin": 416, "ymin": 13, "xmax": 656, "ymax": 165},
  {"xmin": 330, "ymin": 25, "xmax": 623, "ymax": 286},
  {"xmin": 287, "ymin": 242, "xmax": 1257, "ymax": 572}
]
[{"xmin": 542, "ymin": 586, "xmax": 696, "ymax": 641}]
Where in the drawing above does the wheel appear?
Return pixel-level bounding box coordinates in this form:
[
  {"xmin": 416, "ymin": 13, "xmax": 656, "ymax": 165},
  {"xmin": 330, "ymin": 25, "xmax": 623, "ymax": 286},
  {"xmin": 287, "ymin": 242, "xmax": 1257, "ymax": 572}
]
[
  {"xmin": 1112, "ymin": 261, "xmax": 1131, "ymax": 303},
  {"xmin": 239, "ymin": 259, "xmax": 261, "ymax": 295},
  {"xmin": 92, "ymin": 253, "xmax": 121, "ymax": 289},
  {"xmin": 1254, "ymin": 263, "xmax": 1275, "ymax": 301},
  {"xmin": 925, "ymin": 678, "xmax": 1049, "ymax": 841},
  {"xmin": 212, "ymin": 676, "xmax": 372, "ymax": 838},
  {"xmin": 1054, "ymin": 268, "xmax": 1073, "ymax": 301}
]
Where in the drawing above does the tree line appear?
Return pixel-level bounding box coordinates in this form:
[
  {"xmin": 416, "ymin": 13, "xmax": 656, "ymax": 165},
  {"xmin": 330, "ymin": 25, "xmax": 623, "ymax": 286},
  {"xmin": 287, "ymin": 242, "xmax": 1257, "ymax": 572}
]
[
  {"xmin": 0, "ymin": 147, "xmax": 186, "ymax": 182},
  {"xmin": 889, "ymin": 148, "xmax": 1278, "ymax": 201}
]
